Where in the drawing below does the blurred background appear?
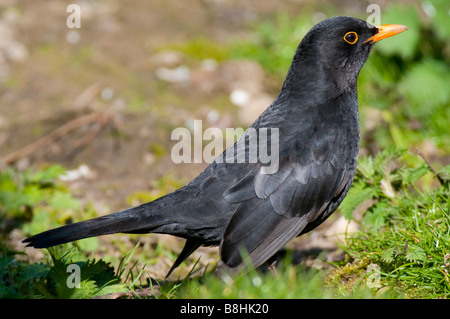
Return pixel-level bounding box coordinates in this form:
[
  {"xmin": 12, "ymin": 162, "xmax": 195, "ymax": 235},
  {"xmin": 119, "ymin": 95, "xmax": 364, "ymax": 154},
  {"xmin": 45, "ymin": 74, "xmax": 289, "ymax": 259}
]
[{"xmin": 0, "ymin": 0, "xmax": 449, "ymax": 297}]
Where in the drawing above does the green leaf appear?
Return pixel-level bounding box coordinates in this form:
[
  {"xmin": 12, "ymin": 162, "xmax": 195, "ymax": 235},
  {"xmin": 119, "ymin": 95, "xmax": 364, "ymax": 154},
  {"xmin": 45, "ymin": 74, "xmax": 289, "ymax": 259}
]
[
  {"xmin": 405, "ymin": 244, "xmax": 426, "ymax": 263},
  {"xmin": 429, "ymin": 0, "xmax": 450, "ymax": 41},
  {"xmin": 381, "ymin": 247, "xmax": 396, "ymax": 263},
  {"xmin": 0, "ymin": 191, "xmax": 28, "ymax": 212},
  {"xmin": 437, "ymin": 165, "xmax": 450, "ymax": 182},
  {"xmin": 356, "ymin": 156, "xmax": 375, "ymax": 180},
  {"xmin": 49, "ymin": 191, "xmax": 80, "ymax": 211},
  {"xmin": 76, "ymin": 237, "xmax": 99, "ymax": 252},
  {"xmin": 22, "ymin": 184, "xmax": 46, "ymax": 206},
  {"xmin": 29, "ymin": 165, "xmax": 66, "ymax": 183},
  {"xmin": 363, "ymin": 201, "xmax": 391, "ymax": 230},
  {"xmin": 45, "ymin": 246, "xmax": 126, "ymax": 299},
  {"xmin": 374, "ymin": 146, "xmax": 406, "ymax": 175},
  {"xmin": 339, "ymin": 181, "xmax": 378, "ymax": 220},
  {"xmin": 48, "ymin": 245, "xmax": 84, "ymax": 263},
  {"xmin": 0, "ymin": 172, "xmax": 16, "ymax": 192},
  {"xmin": 20, "ymin": 262, "xmax": 49, "ymax": 282},
  {"xmin": 399, "ymin": 164, "xmax": 430, "ymax": 186},
  {"xmin": 21, "ymin": 209, "xmax": 52, "ymax": 235}
]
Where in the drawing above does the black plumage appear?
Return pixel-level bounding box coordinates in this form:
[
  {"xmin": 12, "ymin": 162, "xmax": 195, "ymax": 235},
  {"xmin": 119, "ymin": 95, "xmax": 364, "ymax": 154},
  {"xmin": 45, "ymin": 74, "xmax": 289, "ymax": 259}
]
[{"xmin": 23, "ymin": 17, "xmax": 407, "ymax": 277}]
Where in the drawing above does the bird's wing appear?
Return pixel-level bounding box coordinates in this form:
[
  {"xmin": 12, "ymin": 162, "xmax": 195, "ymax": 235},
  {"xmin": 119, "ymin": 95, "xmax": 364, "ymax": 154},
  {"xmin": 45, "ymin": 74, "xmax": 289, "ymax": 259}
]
[{"xmin": 220, "ymin": 121, "xmax": 351, "ymax": 269}]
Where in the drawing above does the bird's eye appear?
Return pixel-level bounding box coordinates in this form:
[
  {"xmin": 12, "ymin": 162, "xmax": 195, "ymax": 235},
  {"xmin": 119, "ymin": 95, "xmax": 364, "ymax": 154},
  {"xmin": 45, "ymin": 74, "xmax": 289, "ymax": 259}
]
[{"xmin": 343, "ymin": 32, "xmax": 358, "ymax": 44}]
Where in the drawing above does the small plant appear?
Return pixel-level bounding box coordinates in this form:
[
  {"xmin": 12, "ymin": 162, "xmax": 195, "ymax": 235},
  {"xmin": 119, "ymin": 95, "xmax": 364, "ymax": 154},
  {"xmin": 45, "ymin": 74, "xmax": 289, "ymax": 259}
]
[
  {"xmin": 0, "ymin": 165, "xmax": 81, "ymax": 236},
  {"xmin": 334, "ymin": 147, "xmax": 450, "ymax": 298},
  {"xmin": 37, "ymin": 244, "xmax": 127, "ymax": 299}
]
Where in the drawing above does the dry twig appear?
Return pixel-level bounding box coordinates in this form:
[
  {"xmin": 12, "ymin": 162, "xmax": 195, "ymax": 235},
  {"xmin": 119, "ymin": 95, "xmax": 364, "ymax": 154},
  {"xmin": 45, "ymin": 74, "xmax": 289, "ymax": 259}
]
[{"xmin": 1, "ymin": 111, "xmax": 115, "ymax": 166}]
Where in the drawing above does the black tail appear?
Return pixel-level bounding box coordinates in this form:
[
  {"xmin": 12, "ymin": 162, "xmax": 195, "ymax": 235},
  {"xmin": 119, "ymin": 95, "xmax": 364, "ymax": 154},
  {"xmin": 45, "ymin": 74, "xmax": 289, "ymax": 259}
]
[
  {"xmin": 23, "ymin": 203, "xmax": 161, "ymax": 249},
  {"xmin": 22, "ymin": 188, "xmax": 217, "ymax": 276}
]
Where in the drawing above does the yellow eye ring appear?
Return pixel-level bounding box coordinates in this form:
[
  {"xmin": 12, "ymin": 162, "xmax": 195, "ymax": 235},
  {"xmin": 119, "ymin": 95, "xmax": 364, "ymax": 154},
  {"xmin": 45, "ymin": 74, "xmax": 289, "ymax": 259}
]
[{"xmin": 344, "ymin": 31, "xmax": 358, "ymax": 44}]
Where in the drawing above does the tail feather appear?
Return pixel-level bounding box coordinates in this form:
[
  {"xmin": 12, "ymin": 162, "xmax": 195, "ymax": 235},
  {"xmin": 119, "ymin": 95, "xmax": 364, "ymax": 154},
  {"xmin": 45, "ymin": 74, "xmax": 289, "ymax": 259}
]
[
  {"xmin": 23, "ymin": 204, "xmax": 157, "ymax": 248},
  {"xmin": 23, "ymin": 189, "xmax": 210, "ymax": 276},
  {"xmin": 165, "ymin": 238, "xmax": 202, "ymax": 279}
]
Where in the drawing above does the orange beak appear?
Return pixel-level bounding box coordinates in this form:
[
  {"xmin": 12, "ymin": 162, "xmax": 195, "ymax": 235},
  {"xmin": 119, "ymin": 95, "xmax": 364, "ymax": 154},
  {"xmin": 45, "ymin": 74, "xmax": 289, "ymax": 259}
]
[{"xmin": 365, "ymin": 24, "xmax": 408, "ymax": 44}]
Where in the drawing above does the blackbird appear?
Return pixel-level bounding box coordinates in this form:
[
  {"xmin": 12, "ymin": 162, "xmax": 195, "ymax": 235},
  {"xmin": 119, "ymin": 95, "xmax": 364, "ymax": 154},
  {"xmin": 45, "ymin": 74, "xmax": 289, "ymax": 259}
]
[{"xmin": 23, "ymin": 17, "xmax": 407, "ymax": 277}]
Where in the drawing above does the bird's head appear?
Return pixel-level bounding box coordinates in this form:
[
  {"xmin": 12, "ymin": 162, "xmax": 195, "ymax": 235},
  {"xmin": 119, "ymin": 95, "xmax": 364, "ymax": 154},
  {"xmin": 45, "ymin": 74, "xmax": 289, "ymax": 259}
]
[{"xmin": 285, "ymin": 16, "xmax": 407, "ymax": 97}]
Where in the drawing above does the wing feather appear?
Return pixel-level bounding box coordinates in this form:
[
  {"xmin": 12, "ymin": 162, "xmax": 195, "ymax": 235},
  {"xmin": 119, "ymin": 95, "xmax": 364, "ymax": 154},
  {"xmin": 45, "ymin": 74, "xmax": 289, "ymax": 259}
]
[{"xmin": 219, "ymin": 100, "xmax": 357, "ymax": 269}]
